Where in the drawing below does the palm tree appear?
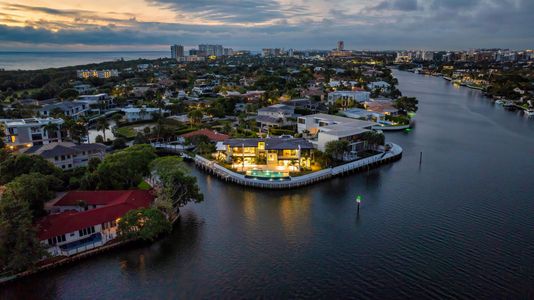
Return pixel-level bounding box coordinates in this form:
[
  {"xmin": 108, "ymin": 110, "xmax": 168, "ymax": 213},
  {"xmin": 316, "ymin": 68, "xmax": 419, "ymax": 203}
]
[
  {"xmin": 62, "ymin": 117, "xmax": 76, "ymax": 140},
  {"xmin": 43, "ymin": 122, "xmax": 59, "ymax": 140},
  {"xmin": 111, "ymin": 113, "xmax": 123, "ymax": 125},
  {"xmin": 96, "ymin": 118, "xmax": 109, "ymax": 141},
  {"xmin": 187, "ymin": 110, "xmax": 203, "ymax": 128}
]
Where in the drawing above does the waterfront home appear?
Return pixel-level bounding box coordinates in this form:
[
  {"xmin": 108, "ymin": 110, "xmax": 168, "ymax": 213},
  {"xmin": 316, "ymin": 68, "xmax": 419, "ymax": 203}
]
[
  {"xmin": 1, "ymin": 117, "xmax": 64, "ymax": 151},
  {"xmin": 217, "ymin": 136, "xmax": 314, "ymax": 172},
  {"xmin": 367, "ymin": 81, "xmax": 391, "ymax": 91},
  {"xmin": 327, "ymin": 91, "xmax": 371, "ymax": 108},
  {"xmin": 40, "ymin": 101, "xmax": 89, "ymax": 119},
  {"xmin": 363, "ymin": 99, "xmax": 399, "ymax": 115},
  {"xmin": 20, "ymin": 142, "xmax": 105, "ymax": 170},
  {"xmin": 343, "ymin": 108, "xmax": 385, "ymax": 122},
  {"xmin": 256, "ymin": 104, "xmax": 297, "ymax": 130},
  {"xmin": 39, "ymin": 190, "xmax": 154, "ymax": 257},
  {"xmin": 121, "ymin": 106, "xmax": 169, "ymax": 122},
  {"xmin": 297, "ymin": 113, "xmax": 376, "ymax": 151}
]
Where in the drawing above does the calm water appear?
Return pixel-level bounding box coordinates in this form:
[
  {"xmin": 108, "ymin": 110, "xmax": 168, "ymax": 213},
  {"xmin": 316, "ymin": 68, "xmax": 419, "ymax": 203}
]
[
  {"xmin": 3, "ymin": 71, "xmax": 534, "ymax": 299},
  {"xmin": 0, "ymin": 51, "xmax": 168, "ymax": 70}
]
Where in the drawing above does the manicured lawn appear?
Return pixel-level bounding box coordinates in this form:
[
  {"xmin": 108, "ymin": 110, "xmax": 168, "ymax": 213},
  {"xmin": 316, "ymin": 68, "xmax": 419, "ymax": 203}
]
[
  {"xmin": 14, "ymin": 88, "xmax": 41, "ymax": 97},
  {"xmin": 115, "ymin": 126, "xmax": 137, "ymax": 138}
]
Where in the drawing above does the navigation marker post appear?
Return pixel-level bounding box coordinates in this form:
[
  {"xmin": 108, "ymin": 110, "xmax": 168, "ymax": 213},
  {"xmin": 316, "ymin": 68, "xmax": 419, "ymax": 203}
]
[
  {"xmin": 419, "ymin": 151, "xmax": 423, "ymax": 165},
  {"xmin": 356, "ymin": 195, "xmax": 362, "ymax": 214}
]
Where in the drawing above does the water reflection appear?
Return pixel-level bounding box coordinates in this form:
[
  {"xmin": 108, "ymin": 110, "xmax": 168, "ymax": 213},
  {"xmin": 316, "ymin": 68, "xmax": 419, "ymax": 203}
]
[{"xmin": 277, "ymin": 193, "xmax": 311, "ymax": 240}]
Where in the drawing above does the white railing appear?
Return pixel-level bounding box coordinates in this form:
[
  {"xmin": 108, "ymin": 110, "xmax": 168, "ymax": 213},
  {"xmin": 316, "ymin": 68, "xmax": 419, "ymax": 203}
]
[
  {"xmin": 195, "ymin": 143, "xmax": 402, "ymax": 189},
  {"xmin": 59, "ymin": 240, "xmax": 104, "ymax": 256}
]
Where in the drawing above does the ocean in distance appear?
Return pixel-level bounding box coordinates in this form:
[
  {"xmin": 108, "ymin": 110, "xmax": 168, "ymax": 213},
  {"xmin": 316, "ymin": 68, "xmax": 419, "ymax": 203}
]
[{"xmin": 0, "ymin": 51, "xmax": 169, "ymax": 71}]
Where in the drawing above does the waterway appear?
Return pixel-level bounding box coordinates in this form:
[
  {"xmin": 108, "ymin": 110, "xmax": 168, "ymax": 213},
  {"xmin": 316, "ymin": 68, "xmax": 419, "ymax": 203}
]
[{"xmin": 2, "ymin": 70, "xmax": 534, "ymax": 299}]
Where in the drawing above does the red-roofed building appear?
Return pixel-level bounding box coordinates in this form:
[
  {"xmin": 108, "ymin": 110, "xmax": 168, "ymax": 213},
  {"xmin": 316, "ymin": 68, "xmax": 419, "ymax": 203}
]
[
  {"xmin": 38, "ymin": 190, "xmax": 154, "ymax": 257},
  {"xmin": 180, "ymin": 129, "xmax": 230, "ymax": 142}
]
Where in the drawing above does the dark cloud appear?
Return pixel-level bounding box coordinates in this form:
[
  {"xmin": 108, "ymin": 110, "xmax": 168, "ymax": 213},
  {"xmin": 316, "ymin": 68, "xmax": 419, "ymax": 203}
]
[
  {"xmin": 0, "ymin": 0, "xmax": 533, "ymax": 50},
  {"xmin": 146, "ymin": 0, "xmax": 307, "ymax": 23},
  {"xmin": 369, "ymin": 0, "xmax": 420, "ymax": 11}
]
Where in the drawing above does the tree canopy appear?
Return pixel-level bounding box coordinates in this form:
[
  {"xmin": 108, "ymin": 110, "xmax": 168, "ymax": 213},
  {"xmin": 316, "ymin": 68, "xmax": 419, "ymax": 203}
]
[
  {"xmin": 0, "ymin": 194, "xmax": 46, "ymax": 273},
  {"xmin": 325, "ymin": 140, "xmax": 350, "ymax": 161},
  {"xmin": 117, "ymin": 207, "xmax": 171, "ymax": 242},
  {"xmin": 83, "ymin": 144, "xmax": 157, "ymax": 189},
  {"xmin": 394, "ymin": 96, "xmax": 419, "ymax": 114},
  {"xmin": 0, "ymin": 154, "xmax": 62, "ymax": 185},
  {"xmin": 150, "ymin": 156, "xmax": 203, "ymax": 218},
  {"xmin": 3, "ymin": 173, "xmax": 63, "ymax": 220}
]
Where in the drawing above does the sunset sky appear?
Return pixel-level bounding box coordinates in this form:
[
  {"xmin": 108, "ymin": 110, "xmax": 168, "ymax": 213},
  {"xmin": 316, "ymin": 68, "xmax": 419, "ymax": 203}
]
[{"xmin": 0, "ymin": 0, "xmax": 532, "ymax": 51}]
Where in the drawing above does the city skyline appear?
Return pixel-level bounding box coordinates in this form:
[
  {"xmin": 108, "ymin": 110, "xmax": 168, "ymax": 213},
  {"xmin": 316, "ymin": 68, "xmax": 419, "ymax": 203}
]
[{"xmin": 0, "ymin": 0, "xmax": 533, "ymax": 51}]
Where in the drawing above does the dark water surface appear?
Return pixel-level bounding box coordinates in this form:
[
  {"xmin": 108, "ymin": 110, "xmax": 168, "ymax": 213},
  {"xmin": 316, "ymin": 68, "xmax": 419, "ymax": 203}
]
[
  {"xmin": 2, "ymin": 71, "xmax": 534, "ymax": 299},
  {"xmin": 0, "ymin": 51, "xmax": 167, "ymax": 70}
]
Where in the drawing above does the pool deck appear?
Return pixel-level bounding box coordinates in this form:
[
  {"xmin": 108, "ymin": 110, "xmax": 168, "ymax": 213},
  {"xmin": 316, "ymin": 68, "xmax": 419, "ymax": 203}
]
[{"xmin": 195, "ymin": 143, "xmax": 403, "ymax": 189}]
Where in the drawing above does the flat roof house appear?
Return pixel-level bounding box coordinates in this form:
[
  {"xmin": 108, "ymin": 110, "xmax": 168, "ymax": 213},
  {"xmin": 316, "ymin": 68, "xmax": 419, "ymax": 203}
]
[
  {"xmin": 327, "ymin": 91, "xmax": 371, "ymax": 109},
  {"xmin": 20, "ymin": 142, "xmax": 106, "ymax": 170},
  {"xmin": 218, "ymin": 136, "xmax": 315, "ymax": 173},
  {"xmin": 297, "ymin": 113, "xmax": 376, "ymax": 152},
  {"xmin": 77, "ymin": 93, "xmax": 114, "ymax": 110},
  {"xmin": 38, "ymin": 190, "xmax": 154, "ymax": 257},
  {"xmin": 367, "ymin": 81, "xmax": 391, "ymax": 91},
  {"xmin": 1, "ymin": 117, "xmax": 64, "ymax": 151},
  {"xmin": 40, "ymin": 101, "xmax": 89, "ymax": 119}
]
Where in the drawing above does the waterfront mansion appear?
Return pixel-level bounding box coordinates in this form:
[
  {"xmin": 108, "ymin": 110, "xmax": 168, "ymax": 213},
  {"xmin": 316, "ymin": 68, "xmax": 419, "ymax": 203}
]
[
  {"xmin": 297, "ymin": 114, "xmax": 376, "ymax": 152},
  {"xmin": 38, "ymin": 190, "xmax": 154, "ymax": 257},
  {"xmin": 216, "ymin": 136, "xmax": 315, "ymax": 173}
]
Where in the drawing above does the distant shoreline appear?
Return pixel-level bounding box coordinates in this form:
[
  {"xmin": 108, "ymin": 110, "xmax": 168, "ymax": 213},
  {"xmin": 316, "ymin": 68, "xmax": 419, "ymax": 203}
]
[{"xmin": 0, "ymin": 51, "xmax": 168, "ymax": 71}]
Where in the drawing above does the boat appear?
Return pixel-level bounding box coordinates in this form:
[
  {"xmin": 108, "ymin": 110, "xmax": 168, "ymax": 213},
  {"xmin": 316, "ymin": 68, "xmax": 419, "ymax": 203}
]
[
  {"xmin": 466, "ymin": 84, "xmax": 485, "ymax": 91},
  {"xmin": 503, "ymin": 101, "xmax": 516, "ymax": 111},
  {"xmin": 443, "ymin": 76, "xmax": 452, "ymax": 81},
  {"xmin": 495, "ymin": 100, "xmax": 504, "ymax": 105},
  {"xmin": 525, "ymin": 109, "xmax": 534, "ymax": 116}
]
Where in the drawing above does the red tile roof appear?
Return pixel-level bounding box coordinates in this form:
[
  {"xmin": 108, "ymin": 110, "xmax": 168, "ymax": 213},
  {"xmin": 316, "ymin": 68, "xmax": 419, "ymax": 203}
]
[
  {"xmin": 37, "ymin": 190, "xmax": 154, "ymax": 240},
  {"xmin": 55, "ymin": 190, "xmax": 137, "ymax": 206},
  {"xmin": 180, "ymin": 129, "xmax": 229, "ymax": 142}
]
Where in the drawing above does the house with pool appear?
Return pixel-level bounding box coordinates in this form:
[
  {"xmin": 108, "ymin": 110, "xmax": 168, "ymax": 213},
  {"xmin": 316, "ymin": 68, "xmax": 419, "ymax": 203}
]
[{"xmin": 215, "ymin": 136, "xmax": 315, "ymax": 177}]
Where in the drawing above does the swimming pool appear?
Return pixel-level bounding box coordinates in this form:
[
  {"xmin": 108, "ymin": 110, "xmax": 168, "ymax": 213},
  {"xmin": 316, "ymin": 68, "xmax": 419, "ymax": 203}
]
[{"xmin": 245, "ymin": 169, "xmax": 290, "ymax": 180}]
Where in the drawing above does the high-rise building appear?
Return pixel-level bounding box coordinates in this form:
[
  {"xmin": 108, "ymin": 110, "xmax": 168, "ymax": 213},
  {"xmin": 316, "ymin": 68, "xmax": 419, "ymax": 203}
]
[
  {"xmin": 337, "ymin": 40, "xmax": 344, "ymax": 51},
  {"xmin": 223, "ymin": 48, "xmax": 234, "ymax": 56},
  {"xmin": 262, "ymin": 48, "xmax": 284, "ymax": 57},
  {"xmin": 199, "ymin": 44, "xmax": 224, "ymax": 56},
  {"xmin": 171, "ymin": 44, "xmax": 184, "ymax": 59}
]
